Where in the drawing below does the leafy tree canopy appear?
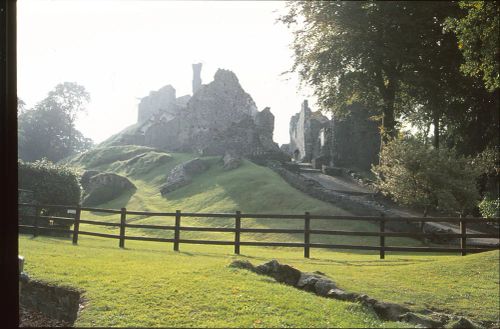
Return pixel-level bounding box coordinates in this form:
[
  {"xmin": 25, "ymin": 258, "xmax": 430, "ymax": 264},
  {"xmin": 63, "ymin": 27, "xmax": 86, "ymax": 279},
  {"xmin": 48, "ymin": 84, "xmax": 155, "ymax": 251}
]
[
  {"xmin": 445, "ymin": 1, "xmax": 500, "ymax": 92},
  {"xmin": 18, "ymin": 82, "xmax": 93, "ymax": 162}
]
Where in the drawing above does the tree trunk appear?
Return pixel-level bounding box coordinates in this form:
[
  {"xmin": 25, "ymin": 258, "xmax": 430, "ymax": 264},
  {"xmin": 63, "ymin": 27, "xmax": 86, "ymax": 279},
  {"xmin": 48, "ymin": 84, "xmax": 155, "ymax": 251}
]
[
  {"xmin": 433, "ymin": 110, "xmax": 440, "ymax": 149},
  {"xmin": 380, "ymin": 81, "xmax": 397, "ymax": 151}
]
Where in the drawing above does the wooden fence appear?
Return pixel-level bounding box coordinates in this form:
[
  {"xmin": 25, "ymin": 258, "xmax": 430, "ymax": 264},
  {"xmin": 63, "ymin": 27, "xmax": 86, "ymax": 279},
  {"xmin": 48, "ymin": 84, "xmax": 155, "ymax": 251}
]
[{"xmin": 18, "ymin": 203, "xmax": 500, "ymax": 259}]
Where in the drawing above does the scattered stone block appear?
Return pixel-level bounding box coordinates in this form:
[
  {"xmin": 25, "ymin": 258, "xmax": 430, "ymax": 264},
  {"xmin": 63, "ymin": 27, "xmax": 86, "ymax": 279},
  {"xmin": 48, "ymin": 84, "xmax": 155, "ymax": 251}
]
[
  {"xmin": 254, "ymin": 260, "xmax": 301, "ymax": 286},
  {"xmin": 371, "ymin": 301, "xmax": 410, "ymax": 321},
  {"xmin": 228, "ymin": 260, "xmax": 254, "ymax": 271},
  {"xmin": 222, "ymin": 152, "xmax": 242, "ymax": 171},
  {"xmin": 82, "ymin": 172, "xmax": 136, "ymax": 206},
  {"xmin": 399, "ymin": 312, "xmax": 445, "ymax": 328},
  {"xmin": 160, "ymin": 158, "xmax": 209, "ymax": 195},
  {"xmin": 448, "ymin": 317, "xmax": 483, "ymax": 329}
]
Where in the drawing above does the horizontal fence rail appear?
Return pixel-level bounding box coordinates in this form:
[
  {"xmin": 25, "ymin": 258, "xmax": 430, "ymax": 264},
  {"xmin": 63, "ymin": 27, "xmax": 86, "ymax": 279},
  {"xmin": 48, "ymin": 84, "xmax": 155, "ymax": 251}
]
[{"xmin": 18, "ymin": 203, "xmax": 500, "ymax": 259}]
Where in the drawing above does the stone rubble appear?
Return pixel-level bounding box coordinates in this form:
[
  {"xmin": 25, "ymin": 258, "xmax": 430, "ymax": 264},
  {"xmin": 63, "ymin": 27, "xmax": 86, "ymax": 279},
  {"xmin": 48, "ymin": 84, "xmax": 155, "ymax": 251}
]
[
  {"xmin": 229, "ymin": 259, "xmax": 486, "ymax": 329},
  {"xmin": 160, "ymin": 158, "xmax": 210, "ymax": 195}
]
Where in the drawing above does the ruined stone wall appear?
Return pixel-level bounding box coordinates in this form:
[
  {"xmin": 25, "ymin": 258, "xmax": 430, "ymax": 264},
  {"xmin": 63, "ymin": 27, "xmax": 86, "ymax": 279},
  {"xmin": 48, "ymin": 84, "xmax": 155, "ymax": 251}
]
[
  {"xmin": 192, "ymin": 63, "xmax": 202, "ymax": 94},
  {"xmin": 330, "ymin": 104, "xmax": 380, "ymax": 170},
  {"xmin": 287, "ymin": 101, "xmax": 380, "ymax": 170},
  {"xmin": 137, "ymin": 85, "xmax": 178, "ymax": 123},
  {"xmin": 289, "ymin": 100, "xmax": 328, "ymax": 162}
]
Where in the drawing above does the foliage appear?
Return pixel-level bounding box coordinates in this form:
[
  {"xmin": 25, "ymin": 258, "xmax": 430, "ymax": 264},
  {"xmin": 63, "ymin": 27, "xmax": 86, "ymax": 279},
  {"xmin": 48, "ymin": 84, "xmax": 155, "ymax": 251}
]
[
  {"xmin": 281, "ymin": 1, "xmax": 499, "ymax": 155},
  {"xmin": 18, "ymin": 158, "xmax": 81, "ymax": 208},
  {"xmin": 280, "ymin": 2, "xmax": 459, "ymax": 143},
  {"xmin": 18, "ymin": 82, "xmax": 93, "ymax": 162},
  {"xmin": 445, "ymin": 1, "xmax": 500, "ymax": 92},
  {"xmin": 478, "ymin": 197, "xmax": 500, "ymax": 219},
  {"xmin": 372, "ymin": 137, "xmax": 481, "ymax": 215}
]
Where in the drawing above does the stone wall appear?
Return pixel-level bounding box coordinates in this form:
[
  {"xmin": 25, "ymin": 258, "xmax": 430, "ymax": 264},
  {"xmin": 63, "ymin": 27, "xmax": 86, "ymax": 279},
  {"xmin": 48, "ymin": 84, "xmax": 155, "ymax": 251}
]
[
  {"xmin": 192, "ymin": 63, "xmax": 202, "ymax": 94},
  {"xmin": 137, "ymin": 85, "xmax": 178, "ymax": 123},
  {"xmin": 289, "ymin": 100, "xmax": 329, "ymax": 162},
  {"xmin": 20, "ymin": 275, "xmax": 82, "ymax": 324},
  {"xmin": 287, "ymin": 101, "xmax": 380, "ymax": 170},
  {"xmin": 329, "ymin": 104, "xmax": 380, "ymax": 170}
]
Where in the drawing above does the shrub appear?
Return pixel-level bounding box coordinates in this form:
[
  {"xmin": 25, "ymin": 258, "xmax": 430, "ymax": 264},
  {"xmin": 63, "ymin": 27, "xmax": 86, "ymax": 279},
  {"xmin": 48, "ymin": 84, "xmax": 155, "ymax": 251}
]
[
  {"xmin": 478, "ymin": 197, "xmax": 500, "ymax": 218},
  {"xmin": 18, "ymin": 158, "xmax": 81, "ymax": 208},
  {"xmin": 372, "ymin": 137, "xmax": 481, "ymax": 216}
]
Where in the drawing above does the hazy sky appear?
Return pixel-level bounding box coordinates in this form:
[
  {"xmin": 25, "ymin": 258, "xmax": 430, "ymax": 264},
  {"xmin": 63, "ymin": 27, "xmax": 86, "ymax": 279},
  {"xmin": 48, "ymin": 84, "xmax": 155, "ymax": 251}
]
[{"xmin": 18, "ymin": 0, "xmax": 318, "ymax": 145}]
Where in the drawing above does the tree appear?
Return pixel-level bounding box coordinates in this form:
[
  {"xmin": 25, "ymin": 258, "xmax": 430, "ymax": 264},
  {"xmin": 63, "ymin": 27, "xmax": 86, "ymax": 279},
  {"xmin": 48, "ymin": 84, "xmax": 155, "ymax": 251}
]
[
  {"xmin": 445, "ymin": 1, "xmax": 500, "ymax": 92},
  {"xmin": 280, "ymin": 2, "xmax": 455, "ymax": 144},
  {"xmin": 18, "ymin": 83, "xmax": 93, "ymax": 162},
  {"xmin": 372, "ymin": 137, "xmax": 482, "ymax": 216},
  {"xmin": 45, "ymin": 82, "xmax": 90, "ymax": 151},
  {"xmin": 281, "ymin": 1, "xmax": 499, "ymax": 156}
]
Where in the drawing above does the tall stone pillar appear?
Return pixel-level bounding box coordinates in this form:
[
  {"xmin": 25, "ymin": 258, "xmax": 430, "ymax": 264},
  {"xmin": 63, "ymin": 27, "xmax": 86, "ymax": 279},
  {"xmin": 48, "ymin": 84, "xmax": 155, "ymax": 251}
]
[{"xmin": 192, "ymin": 63, "xmax": 202, "ymax": 95}]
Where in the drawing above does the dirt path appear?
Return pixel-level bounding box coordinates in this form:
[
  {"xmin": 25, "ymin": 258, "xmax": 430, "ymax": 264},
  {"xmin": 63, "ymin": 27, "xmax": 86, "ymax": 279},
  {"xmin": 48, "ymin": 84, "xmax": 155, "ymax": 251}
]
[{"xmin": 299, "ymin": 169, "xmax": 499, "ymax": 247}]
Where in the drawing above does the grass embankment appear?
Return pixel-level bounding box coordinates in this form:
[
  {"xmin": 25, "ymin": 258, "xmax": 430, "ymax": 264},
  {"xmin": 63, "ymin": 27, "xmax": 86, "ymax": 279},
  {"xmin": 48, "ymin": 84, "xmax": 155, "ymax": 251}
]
[
  {"xmin": 19, "ymin": 235, "xmax": 499, "ymax": 327},
  {"xmin": 62, "ymin": 145, "xmax": 423, "ymax": 247}
]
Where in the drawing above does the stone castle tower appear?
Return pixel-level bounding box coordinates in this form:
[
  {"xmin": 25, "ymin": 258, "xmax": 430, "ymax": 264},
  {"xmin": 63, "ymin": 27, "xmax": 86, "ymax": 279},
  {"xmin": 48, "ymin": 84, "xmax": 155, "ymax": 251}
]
[{"xmin": 192, "ymin": 63, "xmax": 202, "ymax": 94}]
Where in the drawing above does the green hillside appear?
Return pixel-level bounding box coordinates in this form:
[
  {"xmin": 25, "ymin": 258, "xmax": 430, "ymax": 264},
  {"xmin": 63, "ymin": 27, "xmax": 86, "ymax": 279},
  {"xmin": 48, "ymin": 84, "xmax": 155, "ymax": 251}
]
[
  {"xmin": 18, "ymin": 145, "xmax": 498, "ymax": 327},
  {"xmin": 63, "ymin": 145, "xmax": 422, "ymax": 247}
]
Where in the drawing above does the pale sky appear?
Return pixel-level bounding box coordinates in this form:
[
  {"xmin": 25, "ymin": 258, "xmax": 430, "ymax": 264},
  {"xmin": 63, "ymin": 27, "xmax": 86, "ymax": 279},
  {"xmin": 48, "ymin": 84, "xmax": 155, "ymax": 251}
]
[{"xmin": 17, "ymin": 0, "xmax": 319, "ymax": 146}]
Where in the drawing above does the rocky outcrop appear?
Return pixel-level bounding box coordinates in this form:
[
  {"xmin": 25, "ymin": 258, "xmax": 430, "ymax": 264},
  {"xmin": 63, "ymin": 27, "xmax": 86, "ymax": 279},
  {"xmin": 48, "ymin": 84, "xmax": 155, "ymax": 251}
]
[
  {"xmin": 230, "ymin": 259, "xmax": 487, "ymax": 328},
  {"xmin": 82, "ymin": 172, "xmax": 136, "ymax": 206},
  {"xmin": 222, "ymin": 151, "xmax": 242, "ymax": 171},
  {"xmin": 160, "ymin": 158, "xmax": 209, "ymax": 195},
  {"xmin": 80, "ymin": 170, "xmax": 100, "ymax": 190}
]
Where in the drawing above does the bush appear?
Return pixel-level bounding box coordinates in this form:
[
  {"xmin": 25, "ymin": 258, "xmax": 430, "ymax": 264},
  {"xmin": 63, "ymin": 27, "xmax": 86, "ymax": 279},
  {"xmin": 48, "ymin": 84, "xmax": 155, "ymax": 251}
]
[
  {"xmin": 18, "ymin": 158, "xmax": 81, "ymax": 208},
  {"xmin": 478, "ymin": 198, "xmax": 500, "ymax": 218},
  {"xmin": 372, "ymin": 137, "xmax": 481, "ymax": 216}
]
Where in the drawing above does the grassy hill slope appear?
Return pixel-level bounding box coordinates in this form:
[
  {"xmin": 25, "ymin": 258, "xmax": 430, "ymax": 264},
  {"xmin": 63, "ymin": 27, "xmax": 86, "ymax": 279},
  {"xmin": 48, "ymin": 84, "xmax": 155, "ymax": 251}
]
[
  {"xmin": 17, "ymin": 145, "xmax": 498, "ymax": 327},
  {"xmin": 63, "ymin": 145, "xmax": 422, "ymax": 247}
]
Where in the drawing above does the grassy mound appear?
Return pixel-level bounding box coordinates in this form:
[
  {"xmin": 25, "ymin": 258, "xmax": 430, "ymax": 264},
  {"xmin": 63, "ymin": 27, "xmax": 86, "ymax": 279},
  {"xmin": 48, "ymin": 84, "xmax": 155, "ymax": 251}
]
[
  {"xmin": 63, "ymin": 146, "xmax": 423, "ymax": 247},
  {"xmin": 63, "ymin": 145, "xmax": 168, "ymax": 170}
]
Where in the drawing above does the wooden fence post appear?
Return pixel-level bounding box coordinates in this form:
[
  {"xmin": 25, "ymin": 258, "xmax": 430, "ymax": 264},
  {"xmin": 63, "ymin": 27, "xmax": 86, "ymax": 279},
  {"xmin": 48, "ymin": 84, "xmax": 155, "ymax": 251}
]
[
  {"xmin": 119, "ymin": 208, "xmax": 126, "ymax": 248},
  {"xmin": 379, "ymin": 214, "xmax": 385, "ymax": 259},
  {"xmin": 174, "ymin": 210, "xmax": 181, "ymax": 251},
  {"xmin": 460, "ymin": 217, "xmax": 467, "ymax": 256},
  {"xmin": 33, "ymin": 205, "xmax": 40, "ymax": 238},
  {"xmin": 304, "ymin": 212, "xmax": 310, "ymax": 258},
  {"xmin": 72, "ymin": 205, "xmax": 81, "ymax": 245},
  {"xmin": 234, "ymin": 211, "xmax": 241, "ymax": 255}
]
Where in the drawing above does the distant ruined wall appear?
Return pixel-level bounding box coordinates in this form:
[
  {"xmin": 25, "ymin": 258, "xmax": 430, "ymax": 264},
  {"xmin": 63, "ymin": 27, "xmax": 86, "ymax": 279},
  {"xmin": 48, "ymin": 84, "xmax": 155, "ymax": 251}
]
[
  {"xmin": 192, "ymin": 63, "xmax": 202, "ymax": 94},
  {"xmin": 289, "ymin": 100, "xmax": 328, "ymax": 162},
  {"xmin": 330, "ymin": 104, "xmax": 380, "ymax": 170},
  {"xmin": 287, "ymin": 101, "xmax": 380, "ymax": 170},
  {"xmin": 137, "ymin": 85, "xmax": 177, "ymax": 123}
]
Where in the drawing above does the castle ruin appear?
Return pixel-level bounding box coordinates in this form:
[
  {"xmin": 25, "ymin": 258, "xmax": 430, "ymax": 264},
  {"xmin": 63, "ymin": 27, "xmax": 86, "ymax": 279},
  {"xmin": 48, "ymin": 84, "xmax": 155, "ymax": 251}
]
[
  {"xmin": 115, "ymin": 64, "xmax": 286, "ymax": 160},
  {"xmin": 283, "ymin": 101, "xmax": 380, "ymax": 171}
]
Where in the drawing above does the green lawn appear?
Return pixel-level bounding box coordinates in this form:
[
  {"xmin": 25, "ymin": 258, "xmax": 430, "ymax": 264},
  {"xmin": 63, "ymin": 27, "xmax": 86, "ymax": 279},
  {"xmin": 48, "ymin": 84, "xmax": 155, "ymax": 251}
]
[
  {"xmin": 19, "ymin": 146, "xmax": 497, "ymax": 327},
  {"xmin": 19, "ymin": 235, "xmax": 498, "ymax": 327}
]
